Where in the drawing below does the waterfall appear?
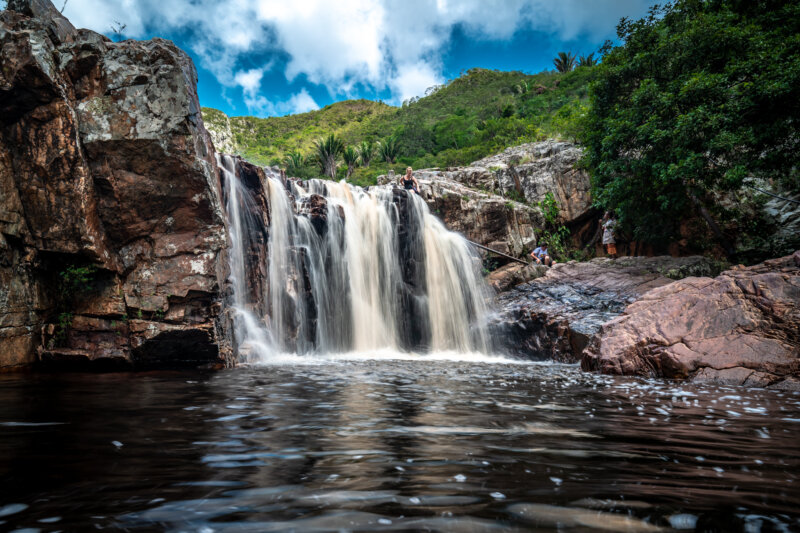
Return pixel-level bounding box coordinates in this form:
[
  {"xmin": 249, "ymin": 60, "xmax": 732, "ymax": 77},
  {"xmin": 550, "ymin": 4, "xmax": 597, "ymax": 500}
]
[{"xmin": 220, "ymin": 155, "xmax": 494, "ymax": 360}]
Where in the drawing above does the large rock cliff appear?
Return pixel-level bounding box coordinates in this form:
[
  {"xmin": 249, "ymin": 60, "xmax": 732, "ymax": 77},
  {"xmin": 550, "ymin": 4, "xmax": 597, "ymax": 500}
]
[{"xmin": 0, "ymin": 0, "xmax": 231, "ymax": 370}]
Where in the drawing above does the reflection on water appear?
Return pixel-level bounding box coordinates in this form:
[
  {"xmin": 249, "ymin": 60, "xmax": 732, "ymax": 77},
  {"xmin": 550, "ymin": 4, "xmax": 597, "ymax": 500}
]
[{"xmin": 0, "ymin": 359, "xmax": 798, "ymax": 531}]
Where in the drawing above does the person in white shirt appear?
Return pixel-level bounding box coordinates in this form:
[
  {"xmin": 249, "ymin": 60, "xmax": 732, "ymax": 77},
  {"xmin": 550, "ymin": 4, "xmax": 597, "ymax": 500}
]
[
  {"xmin": 530, "ymin": 243, "xmax": 554, "ymax": 267},
  {"xmin": 601, "ymin": 211, "xmax": 618, "ymax": 259}
]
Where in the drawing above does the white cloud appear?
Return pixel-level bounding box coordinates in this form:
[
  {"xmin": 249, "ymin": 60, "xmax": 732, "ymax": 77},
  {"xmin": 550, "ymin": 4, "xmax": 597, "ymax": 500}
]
[
  {"xmin": 285, "ymin": 89, "xmax": 319, "ymax": 114},
  {"xmin": 391, "ymin": 63, "xmax": 444, "ymax": 104},
  {"xmin": 234, "ymin": 68, "xmax": 264, "ymax": 95},
  {"xmin": 62, "ymin": 0, "xmax": 652, "ymax": 111}
]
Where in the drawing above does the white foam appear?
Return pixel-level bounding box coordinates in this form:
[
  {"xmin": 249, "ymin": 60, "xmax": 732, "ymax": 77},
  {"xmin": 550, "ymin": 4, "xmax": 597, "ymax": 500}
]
[{"xmin": 244, "ymin": 348, "xmax": 537, "ymax": 366}]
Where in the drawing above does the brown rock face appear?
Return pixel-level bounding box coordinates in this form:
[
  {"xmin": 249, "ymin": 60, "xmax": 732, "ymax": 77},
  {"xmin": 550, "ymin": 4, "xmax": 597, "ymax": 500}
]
[
  {"xmin": 413, "ymin": 174, "xmax": 542, "ymax": 259},
  {"xmin": 486, "ymin": 262, "xmax": 547, "ymax": 293},
  {"xmin": 0, "ymin": 1, "xmax": 231, "ymax": 370},
  {"xmin": 491, "ymin": 256, "xmax": 718, "ymax": 362},
  {"xmin": 581, "ymin": 252, "xmax": 800, "ymax": 389}
]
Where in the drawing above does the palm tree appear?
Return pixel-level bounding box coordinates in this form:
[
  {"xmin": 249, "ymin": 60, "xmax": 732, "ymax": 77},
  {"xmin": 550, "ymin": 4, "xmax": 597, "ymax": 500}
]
[
  {"xmin": 284, "ymin": 151, "xmax": 304, "ymax": 175},
  {"xmin": 358, "ymin": 140, "xmax": 375, "ymax": 167},
  {"xmin": 378, "ymin": 136, "xmax": 399, "ymax": 164},
  {"xmin": 342, "ymin": 146, "xmax": 359, "ymax": 179},
  {"xmin": 314, "ymin": 133, "xmax": 344, "ymax": 180},
  {"xmin": 553, "ymin": 51, "xmax": 577, "ymax": 73},
  {"xmin": 577, "ymin": 53, "xmax": 598, "ymax": 67}
]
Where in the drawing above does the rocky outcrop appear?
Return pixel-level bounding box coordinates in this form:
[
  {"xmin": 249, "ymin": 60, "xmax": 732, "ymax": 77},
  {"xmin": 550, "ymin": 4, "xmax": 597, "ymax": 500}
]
[
  {"xmin": 492, "ymin": 256, "xmax": 720, "ymax": 362},
  {"xmin": 414, "ymin": 175, "xmax": 542, "ymax": 258},
  {"xmin": 0, "ymin": 1, "xmax": 231, "ymax": 370},
  {"xmin": 469, "ymin": 141, "xmax": 592, "ymax": 225},
  {"xmin": 377, "ymin": 141, "xmax": 592, "ymax": 261},
  {"xmin": 582, "ymin": 252, "xmax": 800, "ymax": 389},
  {"xmin": 204, "ymin": 108, "xmax": 239, "ymax": 155}
]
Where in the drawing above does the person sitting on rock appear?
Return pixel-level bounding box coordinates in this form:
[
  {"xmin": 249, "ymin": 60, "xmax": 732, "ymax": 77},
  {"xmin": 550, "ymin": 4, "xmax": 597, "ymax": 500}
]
[
  {"xmin": 530, "ymin": 243, "xmax": 554, "ymax": 267},
  {"xmin": 601, "ymin": 211, "xmax": 618, "ymax": 259},
  {"xmin": 401, "ymin": 166, "xmax": 420, "ymax": 194}
]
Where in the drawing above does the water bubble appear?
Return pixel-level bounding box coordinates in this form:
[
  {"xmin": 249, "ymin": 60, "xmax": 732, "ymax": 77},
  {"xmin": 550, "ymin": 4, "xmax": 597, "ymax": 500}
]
[
  {"xmin": 668, "ymin": 513, "xmax": 698, "ymax": 530},
  {"xmin": 549, "ymin": 477, "xmax": 563, "ymax": 486},
  {"xmin": 490, "ymin": 492, "xmax": 506, "ymax": 499},
  {"xmin": 454, "ymin": 474, "xmax": 467, "ymax": 482}
]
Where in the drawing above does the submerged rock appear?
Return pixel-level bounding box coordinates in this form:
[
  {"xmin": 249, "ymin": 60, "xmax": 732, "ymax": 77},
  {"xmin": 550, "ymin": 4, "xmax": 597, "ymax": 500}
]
[
  {"xmin": 582, "ymin": 251, "xmax": 800, "ymax": 389},
  {"xmin": 0, "ymin": 0, "xmax": 231, "ymax": 370}
]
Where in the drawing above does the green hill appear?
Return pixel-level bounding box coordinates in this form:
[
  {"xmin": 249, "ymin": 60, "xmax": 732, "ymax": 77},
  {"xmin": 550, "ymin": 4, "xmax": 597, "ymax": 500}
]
[{"xmin": 202, "ymin": 67, "xmax": 596, "ymax": 185}]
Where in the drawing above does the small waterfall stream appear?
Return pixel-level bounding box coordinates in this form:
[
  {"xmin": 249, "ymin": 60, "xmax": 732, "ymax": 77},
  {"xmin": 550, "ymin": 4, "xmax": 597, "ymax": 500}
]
[{"xmin": 219, "ymin": 154, "xmax": 493, "ymax": 361}]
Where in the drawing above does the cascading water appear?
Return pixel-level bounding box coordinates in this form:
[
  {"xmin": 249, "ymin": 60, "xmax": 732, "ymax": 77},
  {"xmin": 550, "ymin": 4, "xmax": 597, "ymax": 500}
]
[
  {"xmin": 217, "ymin": 154, "xmax": 273, "ymax": 362},
  {"xmin": 220, "ymin": 155, "xmax": 494, "ymax": 360}
]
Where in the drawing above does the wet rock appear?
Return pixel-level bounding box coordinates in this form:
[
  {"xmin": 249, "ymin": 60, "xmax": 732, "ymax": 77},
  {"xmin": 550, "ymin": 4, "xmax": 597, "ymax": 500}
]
[
  {"xmin": 486, "ymin": 262, "xmax": 547, "ymax": 292},
  {"xmin": 0, "ymin": 1, "xmax": 231, "ymax": 370},
  {"xmin": 218, "ymin": 155, "xmax": 270, "ymax": 317},
  {"xmin": 297, "ymin": 193, "xmax": 328, "ymax": 236},
  {"xmin": 582, "ymin": 252, "xmax": 800, "ymax": 387},
  {"xmin": 492, "ymin": 256, "xmax": 714, "ymax": 362}
]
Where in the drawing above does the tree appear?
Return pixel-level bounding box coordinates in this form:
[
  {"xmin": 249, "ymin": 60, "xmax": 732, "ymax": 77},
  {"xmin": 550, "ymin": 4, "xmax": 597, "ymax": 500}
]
[
  {"xmin": 553, "ymin": 51, "xmax": 577, "ymax": 73},
  {"xmin": 358, "ymin": 140, "xmax": 375, "ymax": 166},
  {"xmin": 378, "ymin": 136, "xmax": 400, "ymax": 164},
  {"xmin": 577, "ymin": 53, "xmax": 597, "ymax": 67},
  {"xmin": 284, "ymin": 151, "xmax": 304, "ymax": 175},
  {"xmin": 342, "ymin": 146, "xmax": 359, "ymax": 178},
  {"xmin": 314, "ymin": 134, "xmax": 344, "ymax": 180},
  {"xmin": 582, "ymin": 1, "xmax": 800, "ymax": 256}
]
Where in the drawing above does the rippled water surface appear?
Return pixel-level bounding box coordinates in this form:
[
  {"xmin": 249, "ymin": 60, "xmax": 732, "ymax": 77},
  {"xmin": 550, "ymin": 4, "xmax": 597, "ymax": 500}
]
[{"xmin": 1, "ymin": 356, "xmax": 799, "ymax": 532}]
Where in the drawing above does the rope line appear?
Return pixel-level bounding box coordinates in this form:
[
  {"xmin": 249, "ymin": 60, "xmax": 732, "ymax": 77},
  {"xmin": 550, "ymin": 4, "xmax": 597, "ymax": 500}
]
[{"xmin": 747, "ymin": 185, "xmax": 800, "ymax": 205}]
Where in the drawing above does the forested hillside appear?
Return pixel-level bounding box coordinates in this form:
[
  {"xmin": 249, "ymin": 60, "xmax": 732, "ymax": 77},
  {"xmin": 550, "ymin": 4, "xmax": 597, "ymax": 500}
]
[{"xmin": 203, "ymin": 67, "xmax": 595, "ymax": 184}]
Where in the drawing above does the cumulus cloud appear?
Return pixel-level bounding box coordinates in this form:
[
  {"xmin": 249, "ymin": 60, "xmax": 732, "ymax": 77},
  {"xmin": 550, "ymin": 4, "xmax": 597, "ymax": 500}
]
[
  {"xmin": 62, "ymin": 0, "xmax": 651, "ymax": 112},
  {"xmin": 285, "ymin": 89, "xmax": 320, "ymax": 114},
  {"xmin": 391, "ymin": 63, "xmax": 444, "ymax": 104},
  {"xmin": 232, "ymin": 66, "xmax": 319, "ymax": 116}
]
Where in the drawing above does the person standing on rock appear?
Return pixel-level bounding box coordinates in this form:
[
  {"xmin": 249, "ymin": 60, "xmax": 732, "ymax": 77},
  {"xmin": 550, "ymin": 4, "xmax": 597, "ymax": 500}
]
[
  {"xmin": 530, "ymin": 243, "xmax": 555, "ymax": 267},
  {"xmin": 601, "ymin": 211, "xmax": 618, "ymax": 259},
  {"xmin": 401, "ymin": 167, "xmax": 420, "ymax": 195}
]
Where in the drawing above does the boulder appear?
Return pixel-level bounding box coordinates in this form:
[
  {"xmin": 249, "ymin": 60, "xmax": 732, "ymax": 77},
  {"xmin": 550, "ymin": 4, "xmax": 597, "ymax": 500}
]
[
  {"xmin": 492, "ymin": 256, "xmax": 718, "ymax": 362},
  {"xmin": 0, "ymin": 0, "xmax": 231, "ymax": 370},
  {"xmin": 486, "ymin": 261, "xmax": 547, "ymax": 292},
  {"xmin": 581, "ymin": 252, "xmax": 800, "ymax": 389}
]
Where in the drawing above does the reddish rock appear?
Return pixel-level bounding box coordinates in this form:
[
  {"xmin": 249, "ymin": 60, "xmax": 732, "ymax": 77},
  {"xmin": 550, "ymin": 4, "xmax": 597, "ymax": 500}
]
[
  {"xmin": 0, "ymin": 1, "xmax": 231, "ymax": 370},
  {"xmin": 582, "ymin": 252, "xmax": 800, "ymax": 388},
  {"xmin": 492, "ymin": 256, "xmax": 717, "ymax": 362}
]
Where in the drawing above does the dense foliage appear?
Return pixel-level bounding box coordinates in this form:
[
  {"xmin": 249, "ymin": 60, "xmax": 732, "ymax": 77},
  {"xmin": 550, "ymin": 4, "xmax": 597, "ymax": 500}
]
[
  {"xmin": 202, "ymin": 67, "xmax": 596, "ymax": 185},
  {"xmin": 583, "ymin": 0, "xmax": 800, "ymax": 252}
]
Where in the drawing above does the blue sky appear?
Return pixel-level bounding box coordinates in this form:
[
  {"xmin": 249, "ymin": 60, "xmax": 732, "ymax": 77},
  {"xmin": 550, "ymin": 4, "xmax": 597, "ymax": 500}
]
[{"xmin": 60, "ymin": 0, "xmax": 655, "ymax": 118}]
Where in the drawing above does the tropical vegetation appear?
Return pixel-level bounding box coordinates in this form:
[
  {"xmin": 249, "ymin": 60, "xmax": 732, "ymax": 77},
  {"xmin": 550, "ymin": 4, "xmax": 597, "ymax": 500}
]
[
  {"xmin": 582, "ymin": 0, "xmax": 800, "ymax": 257},
  {"xmin": 203, "ymin": 66, "xmax": 598, "ymax": 186}
]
